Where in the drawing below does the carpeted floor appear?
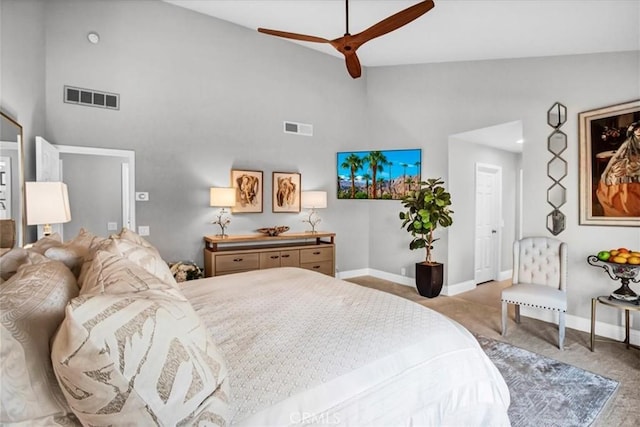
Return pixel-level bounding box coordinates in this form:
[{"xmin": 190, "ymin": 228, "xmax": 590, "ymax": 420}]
[
  {"xmin": 478, "ymin": 335, "xmax": 618, "ymax": 427},
  {"xmin": 346, "ymin": 276, "xmax": 640, "ymax": 427}
]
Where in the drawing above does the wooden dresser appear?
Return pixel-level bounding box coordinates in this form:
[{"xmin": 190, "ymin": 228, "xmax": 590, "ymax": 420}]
[{"xmin": 203, "ymin": 232, "xmax": 335, "ymax": 277}]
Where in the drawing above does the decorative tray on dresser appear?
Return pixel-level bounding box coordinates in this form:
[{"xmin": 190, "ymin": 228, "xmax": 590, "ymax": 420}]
[{"xmin": 203, "ymin": 232, "xmax": 335, "ymax": 277}]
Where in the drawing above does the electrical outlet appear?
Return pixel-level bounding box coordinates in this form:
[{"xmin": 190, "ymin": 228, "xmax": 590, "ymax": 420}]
[
  {"xmin": 107, "ymin": 222, "xmax": 118, "ymax": 231},
  {"xmin": 138, "ymin": 226, "xmax": 150, "ymax": 236},
  {"xmin": 401, "ymin": 267, "xmax": 407, "ymax": 276}
]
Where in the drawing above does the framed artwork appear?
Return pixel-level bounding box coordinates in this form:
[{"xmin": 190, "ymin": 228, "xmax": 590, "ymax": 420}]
[
  {"xmin": 579, "ymin": 100, "xmax": 640, "ymax": 226},
  {"xmin": 337, "ymin": 149, "xmax": 421, "ymax": 200},
  {"xmin": 230, "ymin": 169, "xmax": 263, "ymax": 213},
  {"xmin": 272, "ymin": 171, "xmax": 301, "ymax": 213}
]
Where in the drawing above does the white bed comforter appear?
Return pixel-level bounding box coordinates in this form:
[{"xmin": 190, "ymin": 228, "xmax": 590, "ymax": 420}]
[{"xmin": 181, "ymin": 267, "xmax": 510, "ymax": 426}]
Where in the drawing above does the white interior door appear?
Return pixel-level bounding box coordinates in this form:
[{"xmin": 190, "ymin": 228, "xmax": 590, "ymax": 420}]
[
  {"xmin": 35, "ymin": 137, "xmax": 62, "ymax": 238},
  {"xmin": 474, "ymin": 163, "xmax": 502, "ymax": 284}
]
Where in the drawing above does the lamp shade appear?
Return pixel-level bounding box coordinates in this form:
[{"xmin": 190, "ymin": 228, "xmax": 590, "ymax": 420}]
[
  {"xmin": 301, "ymin": 191, "xmax": 327, "ymax": 209},
  {"xmin": 210, "ymin": 187, "xmax": 236, "ymax": 207},
  {"xmin": 25, "ymin": 182, "xmax": 71, "ymax": 225}
]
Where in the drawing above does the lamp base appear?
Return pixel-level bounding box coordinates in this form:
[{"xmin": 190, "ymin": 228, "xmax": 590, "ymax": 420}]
[{"xmin": 43, "ymin": 224, "xmax": 53, "ymax": 236}]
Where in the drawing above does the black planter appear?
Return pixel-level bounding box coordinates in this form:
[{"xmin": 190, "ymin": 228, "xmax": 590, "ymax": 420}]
[{"xmin": 415, "ymin": 262, "xmax": 444, "ymax": 298}]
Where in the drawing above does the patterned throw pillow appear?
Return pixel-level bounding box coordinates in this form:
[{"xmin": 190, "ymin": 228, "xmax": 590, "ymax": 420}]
[
  {"xmin": 79, "ymin": 250, "xmax": 184, "ymax": 301},
  {"xmin": 0, "ymin": 260, "xmax": 79, "ymax": 425},
  {"xmin": 104, "ymin": 230, "xmax": 178, "ymax": 287},
  {"xmin": 0, "ymin": 248, "xmax": 49, "ymax": 281},
  {"xmin": 51, "ymin": 291, "xmax": 232, "ymax": 426}
]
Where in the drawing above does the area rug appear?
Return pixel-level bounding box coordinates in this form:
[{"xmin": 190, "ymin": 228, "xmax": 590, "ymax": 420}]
[{"xmin": 477, "ymin": 336, "xmax": 619, "ymax": 427}]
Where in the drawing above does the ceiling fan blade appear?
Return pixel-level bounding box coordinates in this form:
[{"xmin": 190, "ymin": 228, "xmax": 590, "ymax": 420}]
[
  {"xmin": 344, "ymin": 52, "xmax": 362, "ymax": 79},
  {"xmin": 352, "ymin": 0, "xmax": 434, "ymax": 47},
  {"xmin": 258, "ymin": 28, "xmax": 331, "ymax": 44}
]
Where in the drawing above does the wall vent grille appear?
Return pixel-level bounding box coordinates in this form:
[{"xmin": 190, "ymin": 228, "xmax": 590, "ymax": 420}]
[
  {"xmin": 283, "ymin": 121, "xmax": 313, "ymax": 136},
  {"xmin": 64, "ymin": 85, "xmax": 120, "ymax": 110}
]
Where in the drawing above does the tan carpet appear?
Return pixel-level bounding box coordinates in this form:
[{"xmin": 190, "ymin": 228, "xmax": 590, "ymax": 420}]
[{"xmin": 345, "ymin": 276, "xmax": 640, "ymax": 427}]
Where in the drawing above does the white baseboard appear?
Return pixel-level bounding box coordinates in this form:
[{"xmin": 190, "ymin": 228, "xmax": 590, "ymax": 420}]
[
  {"xmin": 443, "ymin": 280, "xmax": 476, "ymax": 296},
  {"xmin": 497, "ymin": 269, "xmax": 512, "ymax": 281},
  {"xmin": 340, "ymin": 268, "xmax": 639, "ymax": 347}
]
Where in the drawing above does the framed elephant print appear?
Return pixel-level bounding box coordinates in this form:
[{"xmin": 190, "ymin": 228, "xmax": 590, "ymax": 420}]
[
  {"xmin": 230, "ymin": 169, "xmax": 263, "ymax": 213},
  {"xmin": 272, "ymin": 172, "xmax": 301, "ymax": 213}
]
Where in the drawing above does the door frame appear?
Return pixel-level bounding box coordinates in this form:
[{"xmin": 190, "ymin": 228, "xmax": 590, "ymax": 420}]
[
  {"xmin": 474, "ymin": 162, "xmax": 502, "ymax": 283},
  {"xmin": 55, "ymin": 144, "xmax": 136, "ymax": 232}
]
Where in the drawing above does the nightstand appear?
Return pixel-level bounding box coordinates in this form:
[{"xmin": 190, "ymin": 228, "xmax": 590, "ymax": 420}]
[{"xmin": 590, "ymin": 296, "xmax": 640, "ymax": 351}]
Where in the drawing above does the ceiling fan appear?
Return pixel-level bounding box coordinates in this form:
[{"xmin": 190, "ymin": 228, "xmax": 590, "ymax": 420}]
[{"xmin": 258, "ymin": 0, "xmax": 435, "ymax": 79}]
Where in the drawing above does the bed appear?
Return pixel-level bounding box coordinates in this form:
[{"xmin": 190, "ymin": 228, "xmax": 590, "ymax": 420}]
[{"xmin": 0, "ymin": 229, "xmax": 510, "ymax": 426}]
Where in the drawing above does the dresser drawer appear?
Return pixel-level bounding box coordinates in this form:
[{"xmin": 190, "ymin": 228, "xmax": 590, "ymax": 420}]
[
  {"xmin": 260, "ymin": 251, "xmax": 283, "ymax": 269},
  {"xmin": 216, "ymin": 253, "xmax": 259, "ymax": 272},
  {"xmin": 300, "ymin": 260, "xmax": 333, "ymax": 276},
  {"xmin": 279, "ymin": 250, "xmax": 300, "ymax": 267},
  {"xmin": 299, "ymin": 246, "xmax": 333, "ymax": 263}
]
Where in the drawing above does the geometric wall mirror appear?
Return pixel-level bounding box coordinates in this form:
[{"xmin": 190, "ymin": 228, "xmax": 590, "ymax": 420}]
[{"xmin": 546, "ymin": 102, "xmax": 568, "ymax": 235}]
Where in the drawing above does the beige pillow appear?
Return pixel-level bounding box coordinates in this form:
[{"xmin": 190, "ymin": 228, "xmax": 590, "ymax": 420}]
[
  {"xmin": 79, "ymin": 250, "xmax": 184, "ymax": 300},
  {"xmin": 51, "ymin": 292, "xmax": 232, "ymax": 426},
  {"xmin": 0, "ymin": 260, "xmax": 79, "ymax": 425},
  {"xmin": 0, "ymin": 248, "xmax": 49, "ymax": 281},
  {"xmin": 27, "ymin": 233, "xmax": 63, "ymax": 254},
  {"xmin": 105, "ymin": 229, "xmax": 177, "ymax": 287}
]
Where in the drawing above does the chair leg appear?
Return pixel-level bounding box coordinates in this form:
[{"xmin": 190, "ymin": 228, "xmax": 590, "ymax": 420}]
[
  {"xmin": 501, "ymin": 301, "xmax": 508, "ymax": 336},
  {"xmin": 558, "ymin": 311, "xmax": 566, "ymax": 350},
  {"xmin": 515, "ymin": 304, "xmax": 520, "ymax": 324}
]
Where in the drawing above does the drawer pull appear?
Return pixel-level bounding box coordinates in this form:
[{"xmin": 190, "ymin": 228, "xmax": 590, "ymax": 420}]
[
  {"xmin": 281, "ymin": 254, "xmax": 290, "ymax": 258},
  {"xmin": 312, "ymin": 265, "xmax": 320, "ymax": 269},
  {"xmin": 233, "ymin": 258, "xmax": 243, "ymax": 262},
  {"xmin": 313, "ymin": 251, "xmax": 321, "ymax": 255},
  {"xmin": 270, "ymin": 255, "xmax": 279, "ymax": 259}
]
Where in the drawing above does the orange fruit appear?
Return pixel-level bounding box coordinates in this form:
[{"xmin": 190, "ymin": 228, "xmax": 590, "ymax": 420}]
[
  {"xmin": 628, "ymin": 257, "xmax": 640, "ymax": 265},
  {"xmin": 619, "ymin": 253, "xmax": 631, "ymax": 259},
  {"xmin": 618, "ymin": 248, "xmax": 629, "ymax": 253},
  {"xmin": 612, "ymin": 256, "xmax": 628, "ymax": 264},
  {"xmin": 610, "ymin": 249, "xmax": 620, "ymax": 257},
  {"xmin": 631, "ymin": 252, "xmax": 640, "ymax": 257}
]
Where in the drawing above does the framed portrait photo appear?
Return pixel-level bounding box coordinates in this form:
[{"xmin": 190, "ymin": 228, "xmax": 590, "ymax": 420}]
[
  {"xmin": 272, "ymin": 172, "xmax": 301, "ymax": 213},
  {"xmin": 578, "ymin": 100, "xmax": 640, "ymax": 226},
  {"xmin": 230, "ymin": 169, "xmax": 263, "ymax": 213}
]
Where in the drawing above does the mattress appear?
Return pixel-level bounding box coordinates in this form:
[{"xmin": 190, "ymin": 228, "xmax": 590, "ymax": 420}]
[{"xmin": 181, "ymin": 267, "xmax": 510, "ymax": 426}]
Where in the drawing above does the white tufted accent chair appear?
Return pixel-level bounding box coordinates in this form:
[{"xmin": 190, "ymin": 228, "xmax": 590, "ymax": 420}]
[{"xmin": 501, "ymin": 236, "xmax": 568, "ymax": 350}]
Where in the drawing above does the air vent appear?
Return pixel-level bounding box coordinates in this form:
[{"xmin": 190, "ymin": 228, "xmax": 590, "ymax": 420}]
[
  {"xmin": 64, "ymin": 85, "xmax": 119, "ymax": 110},
  {"xmin": 283, "ymin": 121, "xmax": 313, "ymax": 136}
]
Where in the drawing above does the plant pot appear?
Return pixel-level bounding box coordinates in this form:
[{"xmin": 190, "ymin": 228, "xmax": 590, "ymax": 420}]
[{"xmin": 415, "ymin": 262, "xmax": 444, "ymax": 298}]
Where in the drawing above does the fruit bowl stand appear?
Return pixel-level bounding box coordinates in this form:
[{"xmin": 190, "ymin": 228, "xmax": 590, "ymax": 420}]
[{"xmin": 587, "ymin": 255, "xmax": 640, "ymax": 305}]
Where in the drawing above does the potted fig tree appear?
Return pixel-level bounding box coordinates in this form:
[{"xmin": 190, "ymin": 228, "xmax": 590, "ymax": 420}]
[{"xmin": 399, "ymin": 178, "xmax": 453, "ymax": 297}]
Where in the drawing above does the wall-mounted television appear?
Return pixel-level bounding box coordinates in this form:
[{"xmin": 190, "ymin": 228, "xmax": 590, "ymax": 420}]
[{"xmin": 337, "ymin": 149, "xmax": 422, "ymax": 200}]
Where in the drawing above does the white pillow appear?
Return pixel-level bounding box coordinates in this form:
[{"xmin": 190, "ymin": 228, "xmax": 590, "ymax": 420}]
[
  {"xmin": 51, "ymin": 291, "xmax": 232, "ymax": 426},
  {"xmin": 0, "ymin": 248, "xmax": 48, "ymax": 281},
  {"xmin": 104, "ymin": 230, "xmax": 177, "ymax": 287},
  {"xmin": 0, "ymin": 260, "xmax": 79, "ymax": 425},
  {"xmin": 79, "ymin": 249, "xmax": 184, "ymax": 301}
]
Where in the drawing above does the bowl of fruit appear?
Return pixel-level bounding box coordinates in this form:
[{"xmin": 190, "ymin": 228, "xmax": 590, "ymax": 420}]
[{"xmin": 588, "ymin": 248, "xmax": 640, "ymax": 302}]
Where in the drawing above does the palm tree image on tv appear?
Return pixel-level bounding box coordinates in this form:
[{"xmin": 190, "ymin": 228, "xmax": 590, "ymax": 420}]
[{"xmin": 337, "ymin": 149, "xmax": 421, "ymax": 199}]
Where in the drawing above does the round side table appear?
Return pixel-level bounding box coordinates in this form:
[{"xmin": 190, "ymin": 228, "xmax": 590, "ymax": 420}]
[{"xmin": 590, "ymin": 296, "xmax": 640, "ymax": 351}]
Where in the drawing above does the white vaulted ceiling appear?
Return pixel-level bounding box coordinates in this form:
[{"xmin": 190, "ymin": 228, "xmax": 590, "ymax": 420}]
[{"xmin": 163, "ymin": 0, "xmax": 640, "ymax": 67}]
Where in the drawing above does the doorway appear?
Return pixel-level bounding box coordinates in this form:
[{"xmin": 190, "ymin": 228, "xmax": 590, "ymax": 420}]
[{"xmin": 35, "ymin": 137, "xmax": 135, "ymax": 240}]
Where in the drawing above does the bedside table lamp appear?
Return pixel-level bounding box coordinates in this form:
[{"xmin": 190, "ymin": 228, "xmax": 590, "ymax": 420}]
[
  {"xmin": 301, "ymin": 190, "xmax": 327, "ymax": 233},
  {"xmin": 25, "ymin": 181, "xmax": 71, "ymax": 236},
  {"xmin": 210, "ymin": 187, "xmax": 236, "ymax": 237}
]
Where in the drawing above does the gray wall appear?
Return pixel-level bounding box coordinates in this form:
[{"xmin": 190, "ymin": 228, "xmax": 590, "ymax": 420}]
[
  {"xmin": 365, "ymin": 52, "xmax": 640, "ymax": 326},
  {"xmin": 3, "ymin": 0, "xmax": 640, "ymax": 330},
  {"xmin": 0, "ymin": 0, "xmax": 47, "ymax": 242}
]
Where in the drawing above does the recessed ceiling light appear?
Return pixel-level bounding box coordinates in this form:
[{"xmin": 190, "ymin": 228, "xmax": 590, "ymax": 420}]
[{"xmin": 87, "ymin": 32, "xmax": 100, "ymax": 44}]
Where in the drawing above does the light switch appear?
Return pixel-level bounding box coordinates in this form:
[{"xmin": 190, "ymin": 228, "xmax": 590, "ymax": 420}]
[
  {"xmin": 135, "ymin": 192, "xmax": 149, "ymax": 201},
  {"xmin": 138, "ymin": 226, "xmax": 150, "ymax": 236},
  {"xmin": 107, "ymin": 222, "xmax": 118, "ymax": 231}
]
